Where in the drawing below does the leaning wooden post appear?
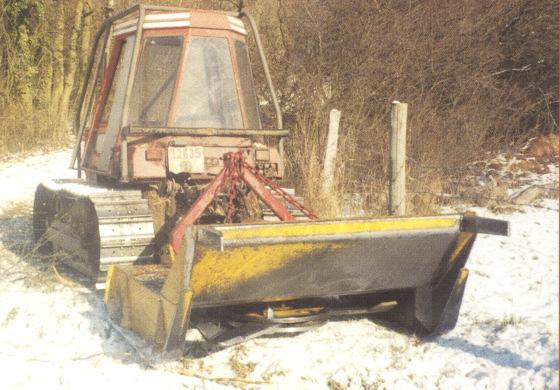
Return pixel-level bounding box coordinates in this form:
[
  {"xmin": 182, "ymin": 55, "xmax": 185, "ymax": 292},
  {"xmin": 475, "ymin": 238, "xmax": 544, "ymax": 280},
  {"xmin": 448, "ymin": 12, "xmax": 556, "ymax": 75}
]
[
  {"xmin": 389, "ymin": 101, "xmax": 408, "ymax": 216},
  {"xmin": 323, "ymin": 109, "xmax": 341, "ymax": 194}
]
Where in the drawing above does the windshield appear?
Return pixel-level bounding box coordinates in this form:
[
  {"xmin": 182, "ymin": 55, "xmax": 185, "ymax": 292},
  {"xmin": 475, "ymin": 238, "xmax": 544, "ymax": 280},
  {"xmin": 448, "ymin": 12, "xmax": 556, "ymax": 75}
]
[
  {"xmin": 174, "ymin": 36, "xmax": 243, "ymax": 129},
  {"xmin": 128, "ymin": 34, "xmax": 260, "ymax": 129}
]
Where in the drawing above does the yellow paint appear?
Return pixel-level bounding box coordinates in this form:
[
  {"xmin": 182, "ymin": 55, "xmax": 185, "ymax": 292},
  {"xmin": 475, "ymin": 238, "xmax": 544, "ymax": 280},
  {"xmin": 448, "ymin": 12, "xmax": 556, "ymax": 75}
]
[
  {"xmin": 188, "ymin": 217, "xmax": 458, "ymax": 299},
  {"xmin": 457, "ymin": 268, "xmax": 469, "ymax": 284},
  {"xmin": 104, "ymin": 265, "xmax": 115, "ymax": 303},
  {"xmin": 179, "ymin": 290, "xmax": 193, "ymax": 329},
  {"xmin": 218, "ymin": 217, "xmax": 458, "ymax": 240},
  {"xmin": 159, "ymin": 244, "xmax": 176, "ymax": 266},
  {"xmin": 447, "ymin": 233, "xmax": 474, "ymax": 269},
  {"xmin": 161, "ymin": 244, "xmax": 185, "ymax": 304},
  {"xmin": 190, "ymin": 241, "xmax": 343, "ymax": 296}
]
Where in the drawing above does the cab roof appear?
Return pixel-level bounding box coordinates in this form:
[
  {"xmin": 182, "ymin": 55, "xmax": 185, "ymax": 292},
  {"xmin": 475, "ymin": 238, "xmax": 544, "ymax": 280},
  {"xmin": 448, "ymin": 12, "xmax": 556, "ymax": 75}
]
[{"xmin": 112, "ymin": 7, "xmax": 247, "ymax": 37}]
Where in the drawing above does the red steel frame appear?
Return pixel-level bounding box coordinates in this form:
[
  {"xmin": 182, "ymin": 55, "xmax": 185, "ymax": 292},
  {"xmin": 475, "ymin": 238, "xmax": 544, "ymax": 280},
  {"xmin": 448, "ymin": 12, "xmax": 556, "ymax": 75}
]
[{"xmin": 170, "ymin": 151, "xmax": 317, "ymax": 253}]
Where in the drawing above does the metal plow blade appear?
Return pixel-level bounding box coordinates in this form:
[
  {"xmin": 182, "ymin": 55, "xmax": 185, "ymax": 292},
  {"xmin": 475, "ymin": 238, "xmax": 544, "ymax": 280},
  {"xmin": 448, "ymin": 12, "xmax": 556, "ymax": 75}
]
[{"xmin": 105, "ymin": 214, "xmax": 508, "ymax": 353}]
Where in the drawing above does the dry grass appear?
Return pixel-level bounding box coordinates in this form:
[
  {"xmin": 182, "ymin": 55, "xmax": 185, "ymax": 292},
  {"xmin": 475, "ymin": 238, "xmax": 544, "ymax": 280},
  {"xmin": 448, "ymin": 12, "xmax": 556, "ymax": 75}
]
[
  {"xmin": 228, "ymin": 344, "xmax": 256, "ymax": 379},
  {"xmin": 471, "ymin": 314, "xmax": 527, "ymax": 334},
  {"xmin": 2, "ymin": 307, "xmax": 19, "ymax": 326},
  {"xmin": 2, "ymin": 241, "xmax": 73, "ymax": 290},
  {"xmin": 1, "ymin": 201, "xmax": 33, "ymax": 218},
  {"xmin": 284, "ymin": 104, "xmax": 344, "ymax": 217},
  {"xmin": 0, "ymin": 206, "xmax": 80, "ymax": 290},
  {"xmin": 0, "ymin": 105, "xmax": 71, "ymax": 155},
  {"xmin": 496, "ymin": 314, "xmax": 526, "ymax": 332},
  {"xmin": 327, "ymin": 378, "xmax": 346, "ymax": 390}
]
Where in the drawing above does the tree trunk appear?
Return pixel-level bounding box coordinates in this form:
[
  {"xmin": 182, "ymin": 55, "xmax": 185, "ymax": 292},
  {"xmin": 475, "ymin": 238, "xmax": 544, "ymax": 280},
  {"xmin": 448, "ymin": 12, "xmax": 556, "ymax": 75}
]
[
  {"xmin": 5, "ymin": 2, "xmax": 37, "ymax": 112},
  {"xmin": 50, "ymin": 0, "xmax": 65, "ymax": 124},
  {"xmin": 16, "ymin": 27, "xmax": 34, "ymax": 111},
  {"xmin": 37, "ymin": 9, "xmax": 54, "ymax": 110},
  {"xmin": 58, "ymin": 0, "xmax": 84, "ymax": 130},
  {"xmin": 106, "ymin": 0, "xmax": 114, "ymax": 18},
  {"xmin": 79, "ymin": 0, "xmax": 92, "ymax": 77}
]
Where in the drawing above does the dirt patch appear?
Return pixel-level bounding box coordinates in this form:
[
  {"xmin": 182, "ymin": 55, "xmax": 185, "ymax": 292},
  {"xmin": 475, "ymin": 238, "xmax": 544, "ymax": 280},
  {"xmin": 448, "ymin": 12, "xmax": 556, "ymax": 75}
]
[
  {"xmin": 523, "ymin": 134, "xmax": 558, "ymax": 164},
  {"xmin": 440, "ymin": 134, "xmax": 558, "ymax": 212}
]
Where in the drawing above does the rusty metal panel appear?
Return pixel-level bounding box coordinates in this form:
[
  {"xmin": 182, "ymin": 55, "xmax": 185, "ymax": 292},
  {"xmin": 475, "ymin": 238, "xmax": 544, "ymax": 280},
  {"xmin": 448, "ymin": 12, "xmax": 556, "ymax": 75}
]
[{"xmin": 129, "ymin": 146, "xmax": 166, "ymax": 179}]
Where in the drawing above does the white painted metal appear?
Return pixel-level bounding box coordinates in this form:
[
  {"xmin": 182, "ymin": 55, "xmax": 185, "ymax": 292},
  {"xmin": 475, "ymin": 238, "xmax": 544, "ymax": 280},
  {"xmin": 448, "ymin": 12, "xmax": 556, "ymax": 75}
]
[
  {"xmin": 143, "ymin": 21, "xmax": 192, "ymax": 29},
  {"xmin": 113, "ymin": 13, "xmax": 192, "ymax": 36},
  {"xmin": 389, "ymin": 101, "xmax": 408, "ymax": 216},
  {"xmin": 229, "ymin": 25, "xmax": 248, "ymax": 35},
  {"xmin": 145, "ymin": 12, "xmax": 191, "ymax": 21},
  {"xmin": 113, "ymin": 26, "xmax": 137, "ymax": 36},
  {"xmin": 227, "ymin": 16, "xmax": 245, "ymax": 27},
  {"xmin": 323, "ymin": 109, "xmax": 341, "ymax": 194},
  {"xmin": 114, "ymin": 18, "xmax": 138, "ymax": 31}
]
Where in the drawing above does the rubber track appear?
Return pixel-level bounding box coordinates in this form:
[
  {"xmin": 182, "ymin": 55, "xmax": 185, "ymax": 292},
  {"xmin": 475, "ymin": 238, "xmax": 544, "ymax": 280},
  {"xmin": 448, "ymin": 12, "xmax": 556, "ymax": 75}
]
[{"xmin": 33, "ymin": 179, "xmax": 155, "ymax": 284}]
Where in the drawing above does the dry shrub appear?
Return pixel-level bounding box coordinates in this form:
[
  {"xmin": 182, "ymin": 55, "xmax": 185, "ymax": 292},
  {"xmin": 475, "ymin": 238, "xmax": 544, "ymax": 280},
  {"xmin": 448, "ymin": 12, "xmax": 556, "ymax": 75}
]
[
  {"xmin": 0, "ymin": 105, "xmax": 70, "ymax": 154},
  {"xmin": 524, "ymin": 133, "xmax": 559, "ymax": 163},
  {"xmin": 283, "ymin": 102, "xmax": 345, "ymax": 218},
  {"xmin": 283, "ymin": 105, "xmax": 330, "ymax": 214},
  {"xmin": 248, "ymin": 0, "xmax": 558, "ymax": 215}
]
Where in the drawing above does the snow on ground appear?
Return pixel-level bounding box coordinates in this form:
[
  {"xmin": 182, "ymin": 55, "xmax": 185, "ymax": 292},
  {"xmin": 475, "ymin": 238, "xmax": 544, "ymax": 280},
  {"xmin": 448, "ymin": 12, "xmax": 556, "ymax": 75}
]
[
  {"xmin": 0, "ymin": 149, "xmax": 74, "ymax": 214},
  {"xmin": 0, "ymin": 151, "xmax": 557, "ymax": 389}
]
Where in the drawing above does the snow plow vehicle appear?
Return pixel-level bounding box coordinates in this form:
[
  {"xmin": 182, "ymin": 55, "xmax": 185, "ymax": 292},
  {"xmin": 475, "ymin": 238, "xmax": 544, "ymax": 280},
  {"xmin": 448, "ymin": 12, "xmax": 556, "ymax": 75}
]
[{"xmin": 33, "ymin": 5, "xmax": 509, "ymax": 353}]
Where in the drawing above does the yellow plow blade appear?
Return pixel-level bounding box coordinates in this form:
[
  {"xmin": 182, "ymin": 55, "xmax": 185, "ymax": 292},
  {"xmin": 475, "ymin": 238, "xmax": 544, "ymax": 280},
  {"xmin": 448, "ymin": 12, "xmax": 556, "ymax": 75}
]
[{"xmin": 105, "ymin": 214, "xmax": 508, "ymax": 352}]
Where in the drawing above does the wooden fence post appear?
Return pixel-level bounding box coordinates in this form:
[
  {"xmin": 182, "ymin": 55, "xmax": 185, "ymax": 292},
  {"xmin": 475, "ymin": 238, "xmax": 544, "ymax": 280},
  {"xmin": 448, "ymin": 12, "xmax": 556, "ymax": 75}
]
[
  {"xmin": 389, "ymin": 101, "xmax": 407, "ymax": 216},
  {"xmin": 323, "ymin": 109, "xmax": 341, "ymax": 194}
]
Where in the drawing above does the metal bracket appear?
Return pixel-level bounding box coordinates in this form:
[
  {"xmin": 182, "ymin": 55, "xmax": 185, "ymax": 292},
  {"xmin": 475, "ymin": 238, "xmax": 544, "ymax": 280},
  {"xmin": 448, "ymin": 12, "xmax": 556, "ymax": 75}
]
[
  {"xmin": 461, "ymin": 216, "xmax": 510, "ymax": 236},
  {"xmin": 169, "ymin": 151, "xmax": 315, "ymax": 253}
]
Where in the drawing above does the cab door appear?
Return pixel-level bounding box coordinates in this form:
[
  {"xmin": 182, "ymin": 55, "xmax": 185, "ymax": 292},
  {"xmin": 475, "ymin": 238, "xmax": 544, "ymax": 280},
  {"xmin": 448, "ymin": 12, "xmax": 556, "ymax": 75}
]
[{"xmin": 82, "ymin": 35, "xmax": 134, "ymax": 174}]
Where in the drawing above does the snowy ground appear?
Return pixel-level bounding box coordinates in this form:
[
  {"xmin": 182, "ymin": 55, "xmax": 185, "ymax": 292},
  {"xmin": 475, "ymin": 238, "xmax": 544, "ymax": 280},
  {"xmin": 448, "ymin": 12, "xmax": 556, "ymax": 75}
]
[
  {"xmin": 0, "ymin": 149, "xmax": 75, "ymax": 214},
  {"xmin": 0, "ymin": 151, "xmax": 557, "ymax": 389}
]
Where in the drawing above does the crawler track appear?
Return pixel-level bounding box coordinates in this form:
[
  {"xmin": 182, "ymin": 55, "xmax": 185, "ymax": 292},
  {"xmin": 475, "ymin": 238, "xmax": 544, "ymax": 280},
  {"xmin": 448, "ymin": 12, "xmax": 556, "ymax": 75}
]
[{"xmin": 33, "ymin": 179, "xmax": 155, "ymax": 284}]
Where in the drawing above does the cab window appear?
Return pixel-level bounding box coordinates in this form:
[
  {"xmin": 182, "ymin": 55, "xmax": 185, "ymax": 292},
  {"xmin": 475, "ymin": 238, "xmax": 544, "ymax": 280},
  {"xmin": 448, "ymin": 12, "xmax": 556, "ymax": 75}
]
[
  {"xmin": 129, "ymin": 36, "xmax": 183, "ymax": 127},
  {"xmin": 174, "ymin": 36, "xmax": 243, "ymax": 129}
]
